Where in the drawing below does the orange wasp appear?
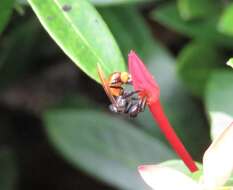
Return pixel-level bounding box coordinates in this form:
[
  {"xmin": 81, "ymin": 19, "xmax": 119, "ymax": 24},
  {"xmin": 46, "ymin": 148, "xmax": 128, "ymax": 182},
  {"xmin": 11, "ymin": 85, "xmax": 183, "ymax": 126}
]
[{"xmin": 97, "ymin": 64, "xmax": 147, "ymax": 117}]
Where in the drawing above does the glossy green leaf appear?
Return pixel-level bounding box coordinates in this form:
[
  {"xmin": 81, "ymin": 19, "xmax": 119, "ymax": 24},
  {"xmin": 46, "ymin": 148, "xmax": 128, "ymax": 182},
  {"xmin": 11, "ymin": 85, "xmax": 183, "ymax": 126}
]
[
  {"xmin": 28, "ymin": 0, "xmax": 125, "ymax": 82},
  {"xmin": 205, "ymin": 71, "xmax": 233, "ymax": 140},
  {"xmin": 0, "ymin": 0, "xmax": 15, "ymax": 34},
  {"xmin": 44, "ymin": 110, "xmax": 175, "ymax": 190},
  {"xmin": 160, "ymin": 160, "xmax": 203, "ymax": 181},
  {"xmin": 0, "ymin": 149, "xmax": 17, "ymax": 190},
  {"xmin": 177, "ymin": 0, "xmax": 221, "ymax": 20},
  {"xmin": 100, "ymin": 6, "xmax": 210, "ymax": 160},
  {"xmin": 226, "ymin": 58, "xmax": 233, "ymax": 68},
  {"xmin": 177, "ymin": 41, "xmax": 222, "ymax": 97},
  {"xmin": 91, "ymin": 0, "xmax": 153, "ymax": 6},
  {"xmin": 151, "ymin": 2, "xmax": 233, "ymax": 47},
  {"xmin": 18, "ymin": 0, "xmax": 154, "ymax": 6},
  {"xmin": 219, "ymin": 3, "xmax": 233, "ymax": 36}
]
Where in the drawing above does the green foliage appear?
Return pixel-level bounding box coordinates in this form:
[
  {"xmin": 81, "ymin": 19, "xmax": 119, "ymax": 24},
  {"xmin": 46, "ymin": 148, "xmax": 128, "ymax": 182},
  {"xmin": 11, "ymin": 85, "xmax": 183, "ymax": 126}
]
[
  {"xmin": 0, "ymin": 20, "xmax": 40, "ymax": 88},
  {"xmin": 91, "ymin": 0, "xmax": 153, "ymax": 6},
  {"xmin": 99, "ymin": 6, "xmax": 154, "ymax": 59},
  {"xmin": 205, "ymin": 70, "xmax": 233, "ymax": 139},
  {"xmin": 151, "ymin": 2, "xmax": 233, "ymax": 47},
  {"xmin": 218, "ymin": 3, "xmax": 233, "ymax": 36},
  {"xmin": 44, "ymin": 110, "xmax": 174, "ymax": 190},
  {"xmin": 177, "ymin": 41, "xmax": 222, "ymax": 97},
  {"xmin": 177, "ymin": 0, "xmax": 221, "ymax": 20},
  {"xmin": 0, "ymin": 149, "xmax": 17, "ymax": 190},
  {"xmin": 27, "ymin": 0, "xmax": 125, "ymax": 81},
  {"xmin": 0, "ymin": 0, "xmax": 15, "ymax": 34}
]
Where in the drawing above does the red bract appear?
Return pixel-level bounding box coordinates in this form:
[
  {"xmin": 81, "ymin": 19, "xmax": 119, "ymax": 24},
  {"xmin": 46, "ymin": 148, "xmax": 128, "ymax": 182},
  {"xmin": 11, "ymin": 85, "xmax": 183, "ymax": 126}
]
[
  {"xmin": 128, "ymin": 50, "xmax": 198, "ymax": 173},
  {"xmin": 128, "ymin": 51, "xmax": 160, "ymax": 104}
]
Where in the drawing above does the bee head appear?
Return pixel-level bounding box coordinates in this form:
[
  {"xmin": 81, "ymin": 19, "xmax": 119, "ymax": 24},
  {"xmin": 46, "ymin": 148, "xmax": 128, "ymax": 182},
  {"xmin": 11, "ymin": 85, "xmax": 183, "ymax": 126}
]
[{"xmin": 120, "ymin": 72, "xmax": 130, "ymax": 83}]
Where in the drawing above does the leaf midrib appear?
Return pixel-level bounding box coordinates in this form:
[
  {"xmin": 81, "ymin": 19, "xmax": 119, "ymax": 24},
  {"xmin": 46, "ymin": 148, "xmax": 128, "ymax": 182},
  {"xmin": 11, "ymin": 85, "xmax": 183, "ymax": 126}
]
[{"xmin": 53, "ymin": 0, "xmax": 107, "ymax": 69}]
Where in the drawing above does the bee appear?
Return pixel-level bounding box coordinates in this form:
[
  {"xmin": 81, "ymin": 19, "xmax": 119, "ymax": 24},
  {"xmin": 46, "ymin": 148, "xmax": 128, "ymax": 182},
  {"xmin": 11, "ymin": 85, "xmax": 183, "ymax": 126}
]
[{"xmin": 97, "ymin": 65, "xmax": 147, "ymax": 117}]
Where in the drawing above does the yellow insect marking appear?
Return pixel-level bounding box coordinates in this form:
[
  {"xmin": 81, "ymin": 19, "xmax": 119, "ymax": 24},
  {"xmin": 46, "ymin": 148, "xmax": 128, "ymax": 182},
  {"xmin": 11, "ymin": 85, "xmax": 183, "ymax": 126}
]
[{"xmin": 120, "ymin": 72, "xmax": 129, "ymax": 83}]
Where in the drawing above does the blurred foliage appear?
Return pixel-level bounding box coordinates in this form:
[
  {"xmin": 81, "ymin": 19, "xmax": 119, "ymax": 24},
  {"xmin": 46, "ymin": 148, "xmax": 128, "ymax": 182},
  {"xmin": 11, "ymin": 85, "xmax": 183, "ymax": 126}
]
[
  {"xmin": 151, "ymin": 2, "xmax": 233, "ymax": 47},
  {"xmin": 177, "ymin": 41, "xmax": 222, "ymax": 97},
  {"xmin": 218, "ymin": 3, "xmax": 233, "ymax": 36},
  {"xmin": 0, "ymin": 0, "xmax": 15, "ymax": 34},
  {"xmin": 0, "ymin": 19, "xmax": 40, "ymax": 88},
  {"xmin": 0, "ymin": 0, "xmax": 233, "ymax": 190},
  {"xmin": 44, "ymin": 110, "xmax": 174, "ymax": 190},
  {"xmin": 206, "ymin": 71, "xmax": 233, "ymax": 140},
  {"xmin": 177, "ymin": 0, "xmax": 221, "ymax": 20},
  {"xmin": 0, "ymin": 149, "xmax": 17, "ymax": 190}
]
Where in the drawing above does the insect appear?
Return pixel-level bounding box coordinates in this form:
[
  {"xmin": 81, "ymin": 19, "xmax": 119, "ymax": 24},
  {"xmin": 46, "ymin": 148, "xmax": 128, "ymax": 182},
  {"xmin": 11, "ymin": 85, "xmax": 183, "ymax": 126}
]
[{"xmin": 97, "ymin": 65, "xmax": 147, "ymax": 117}]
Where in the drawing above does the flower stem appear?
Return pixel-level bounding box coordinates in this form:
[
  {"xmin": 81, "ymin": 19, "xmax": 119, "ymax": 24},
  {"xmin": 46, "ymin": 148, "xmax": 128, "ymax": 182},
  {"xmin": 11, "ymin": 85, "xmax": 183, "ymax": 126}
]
[{"xmin": 149, "ymin": 100, "xmax": 198, "ymax": 172}]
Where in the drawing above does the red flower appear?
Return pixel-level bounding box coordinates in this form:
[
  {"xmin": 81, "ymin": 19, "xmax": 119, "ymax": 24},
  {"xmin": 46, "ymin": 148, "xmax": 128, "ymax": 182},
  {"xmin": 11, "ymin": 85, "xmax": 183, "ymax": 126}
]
[{"xmin": 128, "ymin": 50, "xmax": 198, "ymax": 172}]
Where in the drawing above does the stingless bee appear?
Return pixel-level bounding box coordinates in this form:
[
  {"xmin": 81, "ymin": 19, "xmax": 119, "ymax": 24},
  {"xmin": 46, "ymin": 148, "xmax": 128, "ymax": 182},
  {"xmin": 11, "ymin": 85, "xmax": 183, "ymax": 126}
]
[{"xmin": 97, "ymin": 65, "xmax": 147, "ymax": 117}]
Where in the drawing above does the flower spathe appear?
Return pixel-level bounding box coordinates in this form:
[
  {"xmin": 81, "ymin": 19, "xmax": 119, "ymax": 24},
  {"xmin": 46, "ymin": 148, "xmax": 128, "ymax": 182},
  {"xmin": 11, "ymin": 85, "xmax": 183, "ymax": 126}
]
[
  {"xmin": 203, "ymin": 123, "xmax": 233, "ymax": 189},
  {"xmin": 138, "ymin": 123, "xmax": 233, "ymax": 190},
  {"xmin": 138, "ymin": 165, "xmax": 202, "ymax": 190}
]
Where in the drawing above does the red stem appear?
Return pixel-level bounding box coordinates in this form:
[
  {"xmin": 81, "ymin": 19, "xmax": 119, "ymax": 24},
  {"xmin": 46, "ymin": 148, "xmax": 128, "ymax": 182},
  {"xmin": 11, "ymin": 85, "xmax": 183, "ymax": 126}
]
[{"xmin": 149, "ymin": 100, "xmax": 198, "ymax": 172}]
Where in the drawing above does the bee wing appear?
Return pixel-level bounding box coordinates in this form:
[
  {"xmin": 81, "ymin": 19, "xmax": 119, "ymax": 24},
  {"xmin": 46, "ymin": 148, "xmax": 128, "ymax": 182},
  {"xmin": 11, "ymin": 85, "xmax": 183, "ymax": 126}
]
[{"xmin": 97, "ymin": 64, "xmax": 117, "ymax": 105}]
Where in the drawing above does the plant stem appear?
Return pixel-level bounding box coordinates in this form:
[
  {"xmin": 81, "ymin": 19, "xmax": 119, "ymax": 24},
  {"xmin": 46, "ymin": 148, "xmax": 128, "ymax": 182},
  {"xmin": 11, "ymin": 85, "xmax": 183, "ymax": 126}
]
[{"xmin": 149, "ymin": 100, "xmax": 198, "ymax": 172}]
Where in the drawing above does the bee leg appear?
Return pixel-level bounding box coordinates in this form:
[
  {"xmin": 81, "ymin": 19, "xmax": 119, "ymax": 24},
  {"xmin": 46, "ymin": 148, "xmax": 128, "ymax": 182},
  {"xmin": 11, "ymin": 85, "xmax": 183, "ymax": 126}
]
[
  {"xmin": 109, "ymin": 104, "xmax": 118, "ymax": 113},
  {"xmin": 129, "ymin": 105, "xmax": 139, "ymax": 117},
  {"xmin": 115, "ymin": 96, "xmax": 127, "ymax": 112},
  {"xmin": 139, "ymin": 96, "xmax": 147, "ymax": 112},
  {"xmin": 124, "ymin": 100, "xmax": 132, "ymax": 114},
  {"xmin": 123, "ymin": 90, "xmax": 141, "ymax": 98},
  {"xmin": 124, "ymin": 101, "xmax": 139, "ymax": 117}
]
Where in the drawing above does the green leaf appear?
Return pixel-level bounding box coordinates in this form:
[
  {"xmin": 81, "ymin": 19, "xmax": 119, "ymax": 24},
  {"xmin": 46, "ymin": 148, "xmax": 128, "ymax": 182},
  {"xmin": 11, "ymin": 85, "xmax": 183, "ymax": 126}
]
[
  {"xmin": 205, "ymin": 70, "xmax": 233, "ymax": 139},
  {"xmin": 226, "ymin": 58, "xmax": 233, "ymax": 68},
  {"xmin": 0, "ymin": 0, "xmax": 15, "ymax": 34},
  {"xmin": 18, "ymin": 0, "xmax": 154, "ymax": 6},
  {"xmin": 177, "ymin": 41, "xmax": 222, "ymax": 97},
  {"xmin": 177, "ymin": 0, "xmax": 221, "ymax": 20},
  {"xmin": 100, "ymin": 6, "xmax": 210, "ymax": 160},
  {"xmin": 44, "ymin": 110, "xmax": 175, "ymax": 190},
  {"xmin": 218, "ymin": 3, "xmax": 233, "ymax": 36},
  {"xmin": 28, "ymin": 0, "xmax": 125, "ymax": 82},
  {"xmin": 151, "ymin": 2, "xmax": 233, "ymax": 47},
  {"xmin": 91, "ymin": 0, "xmax": 153, "ymax": 6},
  {"xmin": 0, "ymin": 149, "xmax": 17, "ymax": 190},
  {"xmin": 160, "ymin": 160, "xmax": 203, "ymax": 181}
]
